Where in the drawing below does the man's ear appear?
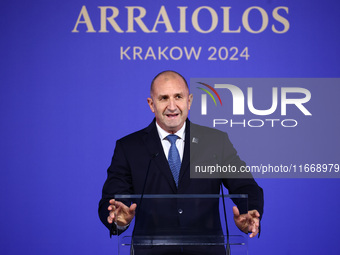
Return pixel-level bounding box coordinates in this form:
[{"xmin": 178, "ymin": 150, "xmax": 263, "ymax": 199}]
[
  {"xmin": 188, "ymin": 94, "xmax": 193, "ymax": 109},
  {"xmin": 147, "ymin": 98, "xmax": 155, "ymax": 113}
]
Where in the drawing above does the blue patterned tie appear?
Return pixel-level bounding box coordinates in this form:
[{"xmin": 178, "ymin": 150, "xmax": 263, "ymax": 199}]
[{"xmin": 167, "ymin": 134, "xmax": 181, "ymax": 187}]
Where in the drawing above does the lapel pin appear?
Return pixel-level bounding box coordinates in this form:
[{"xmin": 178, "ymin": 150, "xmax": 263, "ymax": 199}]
[{"xmin": 192, "ymin": 137, "xmax": 199, "ymax": 144}]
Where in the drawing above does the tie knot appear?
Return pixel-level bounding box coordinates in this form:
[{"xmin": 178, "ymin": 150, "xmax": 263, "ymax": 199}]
[{"xmin": 167, "ymin": 134, "xmax": 178, "ymax": 145}]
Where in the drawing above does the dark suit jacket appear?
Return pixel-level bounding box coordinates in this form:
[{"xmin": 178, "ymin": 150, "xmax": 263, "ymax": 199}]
[{"xmin": 98, "ymin": 119, "xmax": 264, "ymax": 254}]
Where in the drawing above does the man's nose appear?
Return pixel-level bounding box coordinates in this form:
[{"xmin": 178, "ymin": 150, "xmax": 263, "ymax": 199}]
[{"xmin": 167, "ymin": 98, "xmax": 177, "ymax": 110}]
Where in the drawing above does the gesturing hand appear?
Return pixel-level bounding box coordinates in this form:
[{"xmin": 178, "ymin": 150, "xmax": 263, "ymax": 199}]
[
  {"xmin": 107, "ymin": 199, "xmax": 137, "ymax": 227},
  {"xmin": 233, "ymin": 206, "xmax": 260, "ymax": 238}
]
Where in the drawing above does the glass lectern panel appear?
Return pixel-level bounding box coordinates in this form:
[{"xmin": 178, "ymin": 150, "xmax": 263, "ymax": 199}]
[{"xmin": 114, "ymin": 194, "xmax": 248, "ymax": 255}]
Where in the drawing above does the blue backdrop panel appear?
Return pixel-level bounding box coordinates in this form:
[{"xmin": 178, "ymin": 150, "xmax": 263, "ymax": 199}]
[{"xmin": 1, "ymin": 1, "xmax": 339, "ymax": 255}]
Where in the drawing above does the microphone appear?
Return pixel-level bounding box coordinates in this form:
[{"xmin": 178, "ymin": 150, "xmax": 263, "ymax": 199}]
[
  {"xmin": 140, "ymin": 152, "xmax": 159, "ymax": 197},
  {"xmin": 130, "ymin": 152, "xmax": 159, "ymax": 255},
  {"xmin": 220, "ymin": 182, "xmax": 231, "ymax": 255}
]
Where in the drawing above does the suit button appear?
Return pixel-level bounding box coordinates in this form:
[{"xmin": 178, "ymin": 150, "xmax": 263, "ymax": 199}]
[{"xmin": 178, "ymin": 209, "xmax": 183, "ymax": 214}]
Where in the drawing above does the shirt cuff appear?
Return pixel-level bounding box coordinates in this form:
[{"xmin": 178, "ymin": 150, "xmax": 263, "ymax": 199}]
[{"xmin": 114, "ymin": 222, "xmax": 130, "ymax": 231}]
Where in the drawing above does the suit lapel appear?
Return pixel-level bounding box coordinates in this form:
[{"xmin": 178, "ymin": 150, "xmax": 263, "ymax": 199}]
[
  {"xmin": 179, "ymin": 120, "xmax": 191, "ymax": 186},
  {"xmin": 143, "ymin": 120, "xmax": 177, "ymax": 193}
]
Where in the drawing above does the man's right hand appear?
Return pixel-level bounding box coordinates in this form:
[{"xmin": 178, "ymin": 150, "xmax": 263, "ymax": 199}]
[{"xmin": 107, "ymin": 199, "xmax": 137, "ymax": 227}]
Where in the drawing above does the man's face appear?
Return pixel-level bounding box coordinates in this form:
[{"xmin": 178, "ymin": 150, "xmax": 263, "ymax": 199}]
[{"xmin": 147, "ymin": 74, "xmax": 193, "ymax": 134}]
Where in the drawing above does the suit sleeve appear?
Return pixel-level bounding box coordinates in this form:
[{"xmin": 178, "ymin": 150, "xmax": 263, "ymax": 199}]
[
  {"xmin": 219, "ymin": 133, "xmax": 264, "ymax": 218},
  {"xmin": 98, "ymin": 139, "xmax": 134, "ymax": 235}
]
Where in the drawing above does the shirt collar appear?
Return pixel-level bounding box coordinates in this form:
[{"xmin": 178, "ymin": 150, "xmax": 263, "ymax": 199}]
[{"xmin": 156, "ymin": 122, "xmax": 186, "ymax": 141}]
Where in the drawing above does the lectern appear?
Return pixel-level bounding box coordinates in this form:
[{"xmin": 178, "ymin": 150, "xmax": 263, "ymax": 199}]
[{"xmin": 115, "ymin": 194, "xmax": 248, "ymax": 255}]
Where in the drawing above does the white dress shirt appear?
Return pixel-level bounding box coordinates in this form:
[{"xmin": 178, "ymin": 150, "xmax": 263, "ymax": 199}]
[{"xmin": 155, "ymin": 122, "xmax": 186, "ymax": 161}]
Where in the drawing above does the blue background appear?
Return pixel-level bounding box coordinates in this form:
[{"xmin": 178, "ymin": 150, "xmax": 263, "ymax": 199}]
[{"xmin": 1, "ymin": 0, "xmax": 339, "ymax": 254}]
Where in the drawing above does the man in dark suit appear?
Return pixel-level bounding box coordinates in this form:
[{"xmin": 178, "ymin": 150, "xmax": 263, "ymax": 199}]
[{"xmin": 98, "ymin": 71, "xmax": 264, "ymax": 254}]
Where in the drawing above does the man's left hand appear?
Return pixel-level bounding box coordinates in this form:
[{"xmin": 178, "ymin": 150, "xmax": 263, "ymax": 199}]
[{"xmin": 233, "ymin": 206, "xmax": 260, "ymax": 238}]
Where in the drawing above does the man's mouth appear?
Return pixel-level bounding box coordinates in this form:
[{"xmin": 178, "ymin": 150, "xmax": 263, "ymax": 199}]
[{"xmin": 165, "ymin": 113, "xmax": 179, "ymax": 118}]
